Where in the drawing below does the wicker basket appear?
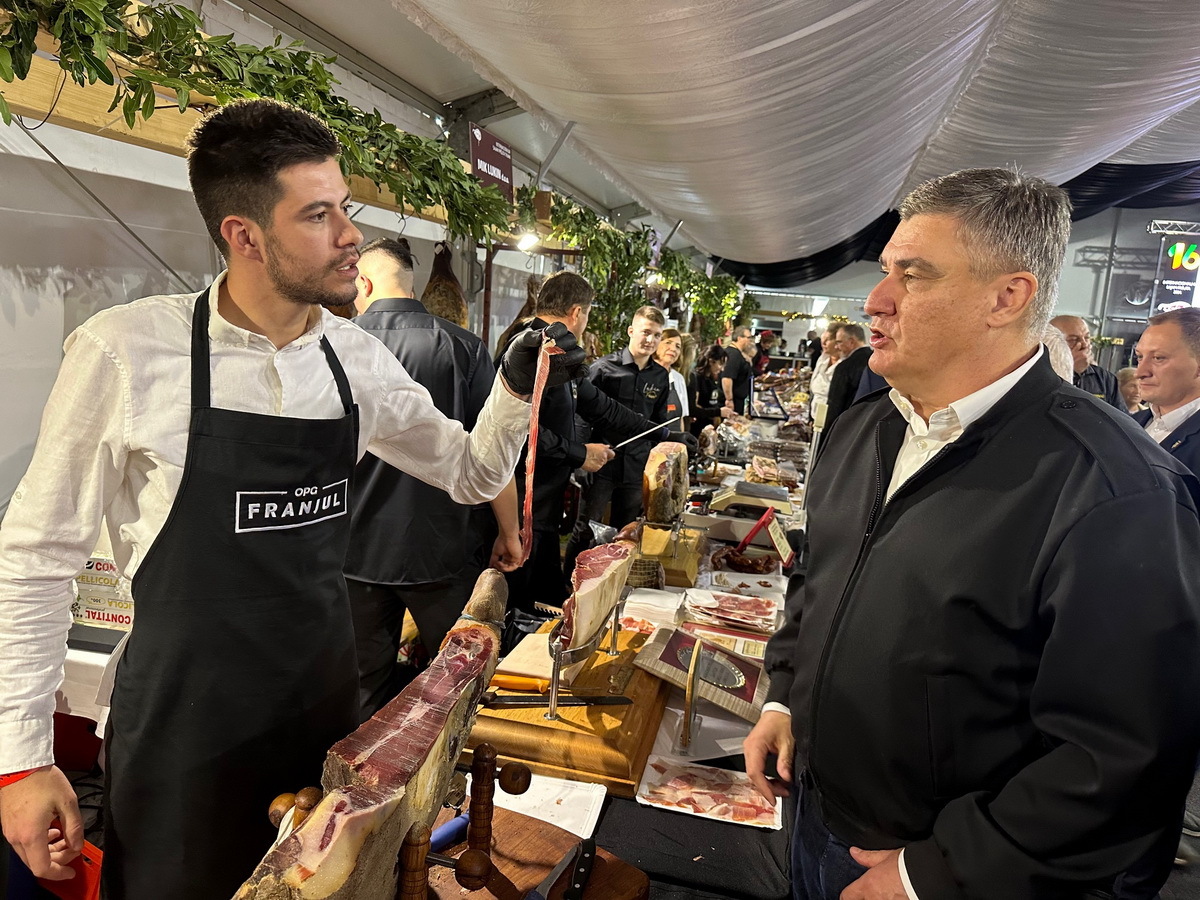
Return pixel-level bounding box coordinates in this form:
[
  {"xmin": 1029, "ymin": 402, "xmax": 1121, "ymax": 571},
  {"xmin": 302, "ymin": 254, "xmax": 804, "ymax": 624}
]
[{"xmin": 626, "ymin": 555, "xmax": 665, "ymax": 590}]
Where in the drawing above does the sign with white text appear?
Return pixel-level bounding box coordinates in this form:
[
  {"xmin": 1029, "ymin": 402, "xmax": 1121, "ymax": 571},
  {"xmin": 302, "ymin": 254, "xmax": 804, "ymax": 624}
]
[{"xmin": 469, "ymin": 123, "xmax": 513, "ymax": 202}]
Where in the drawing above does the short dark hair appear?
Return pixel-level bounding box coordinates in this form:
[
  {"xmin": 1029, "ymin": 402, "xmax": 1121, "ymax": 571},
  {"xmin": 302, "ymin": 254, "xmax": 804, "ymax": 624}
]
[
  {"xmin": 632, "ymin": 305, "xmax": 666, "ymax": 327},
  {"xmin": 1149, "ymin": 307, "xmax": 1200, "ymax": 359},
  {"xmin": 536, "ymin": 271, "xmax": 594, "ymax": 317},
  {"xmin": 838, "ymin": 323, "xmax": 866, "ymax": 344},
  {"xmin": 186, "ymin": 99, "xmax": 341, "ymax": 256},
  {"xmin": 702, "ymin": 343, "xmax": 727, "ymax": 366},
  {"xmin": 360, "ymin": 236, "xmax": 416, "ymax": 272}
]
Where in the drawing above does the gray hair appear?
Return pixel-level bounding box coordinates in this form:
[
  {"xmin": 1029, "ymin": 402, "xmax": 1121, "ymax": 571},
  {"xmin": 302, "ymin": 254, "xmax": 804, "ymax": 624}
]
[
  {"xmin": 1041, "ymin": 324, "xmax": 1074, "ymax": 381},
  {"xmin": 900, "ymin": 168, "xmax": 1072, "ymax": 340},
  {"xmin": 837, "ymin": 322, "xmax": 867, "ymax": 344}
]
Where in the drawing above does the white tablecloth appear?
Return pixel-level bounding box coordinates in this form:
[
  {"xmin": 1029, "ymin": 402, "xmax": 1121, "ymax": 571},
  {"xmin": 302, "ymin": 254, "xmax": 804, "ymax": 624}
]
[{"xmin": 56, "ymin": 646, "xmax": 111, "ymax": 736}]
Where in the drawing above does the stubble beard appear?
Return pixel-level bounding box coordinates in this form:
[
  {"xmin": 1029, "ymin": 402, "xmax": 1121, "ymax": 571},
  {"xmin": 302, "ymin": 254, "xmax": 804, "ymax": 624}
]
[{"xmin": 265, "ymin": 242, "xmax": 358, "ymax": 309}]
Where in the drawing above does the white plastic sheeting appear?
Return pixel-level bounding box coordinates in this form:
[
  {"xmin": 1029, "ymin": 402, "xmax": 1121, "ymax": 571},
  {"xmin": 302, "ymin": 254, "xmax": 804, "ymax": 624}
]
[{"xmin": 389, "ymin": 0, "xmax": 1200, "ymax": 264}]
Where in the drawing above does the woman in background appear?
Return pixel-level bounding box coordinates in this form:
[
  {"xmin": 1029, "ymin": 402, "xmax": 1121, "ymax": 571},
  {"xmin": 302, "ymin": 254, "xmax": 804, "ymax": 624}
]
[
  {"xmin": 809, "ymin": 326, "xmax": 841, "ymax": 414},
  {"xmin": 1117, "ymin": 366, "xmax": 1145, "ymax": 414},
  {"xmin": 656, "ymin": 328, "xmax": 690, "ymax": 428},
  {"xmin": 690, "ymin": 343, "xmax": 727, "ymax": 436}
]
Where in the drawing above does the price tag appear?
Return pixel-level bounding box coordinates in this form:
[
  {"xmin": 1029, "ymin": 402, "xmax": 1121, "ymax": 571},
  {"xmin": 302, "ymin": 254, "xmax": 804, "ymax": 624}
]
[
  {"xmin": 766, "ymin": 513, "xmax": 795, "ymax": 568},
  {"xmin": 736, "ymin": 507, "xmax": 796, "ymax": 568}
]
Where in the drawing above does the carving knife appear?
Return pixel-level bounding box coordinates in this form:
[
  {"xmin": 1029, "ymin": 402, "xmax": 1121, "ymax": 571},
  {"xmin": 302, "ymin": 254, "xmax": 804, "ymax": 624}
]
[
  {"xmin": 524, "ymin": 837, "xmax": 596, "ymax": 900},
  {"xmin": 480, "ymin": 691, "xmax": 631, "ymax": 709}
]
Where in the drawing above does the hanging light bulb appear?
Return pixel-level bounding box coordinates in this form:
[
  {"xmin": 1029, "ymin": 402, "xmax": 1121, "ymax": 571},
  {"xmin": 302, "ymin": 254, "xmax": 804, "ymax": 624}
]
[{"xmin": 517, "ymin": 231, "xmax": 540, "ymax": 253}]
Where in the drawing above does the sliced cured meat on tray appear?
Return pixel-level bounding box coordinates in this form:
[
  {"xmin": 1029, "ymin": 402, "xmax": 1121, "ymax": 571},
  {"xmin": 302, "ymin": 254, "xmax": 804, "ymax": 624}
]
[
  {"xmin": 636, "ymin": 755, "xmax": 782, "ymax": 830},
  {"xmin": 683, "ymin": 588, "xmax": 781, "ymax": 633}
]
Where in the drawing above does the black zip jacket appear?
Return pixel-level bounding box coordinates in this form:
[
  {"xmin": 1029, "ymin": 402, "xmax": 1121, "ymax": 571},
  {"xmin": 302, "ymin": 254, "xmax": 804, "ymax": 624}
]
[
  {"xmin": 502, "ymin": 319, "xmax": 661, "ymax": 531},
  {"xmin": 765, "ymin": 355, "xmax": 1200, "ymax": 898},
  {"xmin": 1076, "ymin": 363, "xmax": 1123, "ymax": 410},
  {"xmin": 587, "ymin": 348, "xmax": 671, "ymax": 485}
]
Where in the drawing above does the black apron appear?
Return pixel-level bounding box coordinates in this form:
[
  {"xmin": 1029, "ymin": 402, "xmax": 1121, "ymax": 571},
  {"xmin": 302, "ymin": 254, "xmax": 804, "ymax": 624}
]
[{"xmin": 103, "ymin": 288, "xmax": 360, "ymax": 899}]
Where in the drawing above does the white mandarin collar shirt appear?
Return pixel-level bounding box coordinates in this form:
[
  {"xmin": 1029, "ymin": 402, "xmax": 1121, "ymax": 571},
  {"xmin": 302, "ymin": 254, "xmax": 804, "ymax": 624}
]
[
  {"xmin": 0, "ymin": 271, "xmax": 530, "ymax": 772},
  {"xmin": 1144, "ymin": 395, "xmax": 1200, "ymax": 444}
]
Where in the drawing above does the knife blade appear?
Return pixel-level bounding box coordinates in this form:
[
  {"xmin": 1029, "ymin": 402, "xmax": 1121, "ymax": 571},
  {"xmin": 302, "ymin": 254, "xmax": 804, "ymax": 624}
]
[
  {"xmin": 481, "ymin": 692, "xmax": 632, "ymax": 709},
  {"xmin": 561, "ymin": 836, "xmax": 596, "ymax": 900},
  {"xmin": 523, "ymin": 841, "xmax": 580, "ymax": 900}
]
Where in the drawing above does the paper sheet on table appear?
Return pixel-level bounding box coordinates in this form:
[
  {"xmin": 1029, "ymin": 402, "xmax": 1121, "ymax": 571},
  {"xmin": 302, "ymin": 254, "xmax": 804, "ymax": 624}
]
[
  {"xmin": 494, "ymin": 631, "xmax": 554, "ymax": 680},
  {"xmin": 466, "ymin": 771, "xmax": 607, "ymax": 838},
  {"xmin": 622, "ymin": 587, "xmax": 684, "ymax": 630}
]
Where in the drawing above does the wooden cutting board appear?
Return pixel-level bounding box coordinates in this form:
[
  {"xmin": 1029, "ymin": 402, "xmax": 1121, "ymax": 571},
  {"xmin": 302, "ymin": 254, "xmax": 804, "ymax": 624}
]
[
  {"xmin": 427, "ymin": 807, "xmax": 648, "ymax": 899},
  {"xmin": 466, "ymin": 628, "xmax": 669, "ymax": 798}
]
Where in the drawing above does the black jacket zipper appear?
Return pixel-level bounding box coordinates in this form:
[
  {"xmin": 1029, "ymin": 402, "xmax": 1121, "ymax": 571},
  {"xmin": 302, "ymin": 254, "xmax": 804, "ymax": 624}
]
[{"xmin": 806, "ymin": 426, "xmax": 953, "ymax": 790}]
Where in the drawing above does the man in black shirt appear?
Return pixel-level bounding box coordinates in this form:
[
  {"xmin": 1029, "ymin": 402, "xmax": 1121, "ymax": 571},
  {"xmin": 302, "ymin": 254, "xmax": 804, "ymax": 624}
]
[
  {"xmin": 580, "ymin": 305, "xmax": 671, "ymax": 530},
  {"xmin": 1050, "ymin": 314, "xmax": 1123, "ymax": 409},
  {"xmin": 722, "ymin": 325, "xmax": 755, "ymax": 415},
  {"xmin": 346, "ymin": 237, "xmax": 520, "ymax": 719},
  {"xmin": 500, "ymin": 276, "xmax": 669, "ymax": 610}
]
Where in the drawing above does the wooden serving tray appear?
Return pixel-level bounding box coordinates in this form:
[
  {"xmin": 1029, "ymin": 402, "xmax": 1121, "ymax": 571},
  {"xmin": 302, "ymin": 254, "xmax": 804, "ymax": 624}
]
[
  {"xmin": 466, "ymin": 629, "xmax": 669, "ymax": 798},
  {"xmin": 428, "ymin": 806, "xmax": 648, "ymax": 899}
]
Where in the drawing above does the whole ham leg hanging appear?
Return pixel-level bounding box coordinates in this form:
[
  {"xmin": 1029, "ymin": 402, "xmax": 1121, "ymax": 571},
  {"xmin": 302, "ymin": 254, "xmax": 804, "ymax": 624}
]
[{"xmin": 235, "ymin": 570, "xmax": 508, "ymax": 900}]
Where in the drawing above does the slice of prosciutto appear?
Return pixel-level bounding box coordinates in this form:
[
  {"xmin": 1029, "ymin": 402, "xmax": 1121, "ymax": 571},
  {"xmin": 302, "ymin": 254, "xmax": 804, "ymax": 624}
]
[{"xmin": 235, "ymin": 570, "xmax": 507, "ymax": 900}]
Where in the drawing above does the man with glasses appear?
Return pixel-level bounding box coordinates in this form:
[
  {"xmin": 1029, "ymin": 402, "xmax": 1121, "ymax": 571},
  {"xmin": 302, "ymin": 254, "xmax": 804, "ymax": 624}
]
[{"xmin": 1050, "ymin": 314, "xmax": 1123, "ymax": 409}]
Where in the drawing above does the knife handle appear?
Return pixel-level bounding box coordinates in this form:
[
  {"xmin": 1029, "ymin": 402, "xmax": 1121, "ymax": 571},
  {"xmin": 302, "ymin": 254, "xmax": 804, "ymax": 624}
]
[
  {"xmin": 562, "ymin": 837, "xmax": 596, "ymax": 900},
  {"xmin": 490, "ymin": 674, "xmax": 551, "ymax": 693}
]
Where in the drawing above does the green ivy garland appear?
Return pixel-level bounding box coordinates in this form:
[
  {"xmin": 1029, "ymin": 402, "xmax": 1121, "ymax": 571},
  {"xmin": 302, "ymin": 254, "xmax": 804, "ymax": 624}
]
[
  {"xmin": 659, "ymin": 246, "xmax": 756, "ymax": 343},
  {"xmin": 0, "ymin": 0, "xmax": 510, "ymax": 242},
  {"xmin": 549, "ymin": 194, "xmax": 655, "ymax": 354}
]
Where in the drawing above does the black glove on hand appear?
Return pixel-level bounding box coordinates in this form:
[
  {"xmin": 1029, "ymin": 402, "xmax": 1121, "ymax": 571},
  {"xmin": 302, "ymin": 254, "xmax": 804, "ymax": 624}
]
[
  {"xmin": 500, "ymin": 321, "xmax": 587, "ymax": 396},
  {"xmin": 668, "ymin": 431, "xmax": 700, "ymax": 458}
]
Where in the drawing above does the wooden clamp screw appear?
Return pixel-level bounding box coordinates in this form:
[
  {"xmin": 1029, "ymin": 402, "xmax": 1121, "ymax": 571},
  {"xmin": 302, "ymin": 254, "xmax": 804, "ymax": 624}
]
[
  {"xmin": 467, "ymin": 743, "xmax": 497, "ymax": 853},
  {"xmin": 398, "ymin": 822, "xmax": 493, "ymax": 899}
]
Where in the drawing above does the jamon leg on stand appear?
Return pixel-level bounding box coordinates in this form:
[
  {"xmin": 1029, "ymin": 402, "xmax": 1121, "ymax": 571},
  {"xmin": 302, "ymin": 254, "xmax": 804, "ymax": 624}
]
[{"xmin": 235, "ymin": 570, "xmax": 508, "ymax": 900}]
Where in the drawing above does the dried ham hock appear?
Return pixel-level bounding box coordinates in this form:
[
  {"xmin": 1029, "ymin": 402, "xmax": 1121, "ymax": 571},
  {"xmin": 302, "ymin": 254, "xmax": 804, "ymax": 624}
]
[
  {"xmin": 559, "ymin": 542, "xmax": 634, "ymax": 682},
  {"xmin": 642, "ymin": 441, "xmax": 688, "ymax": 525},
  {"xmin": 235, "ymin": 569, "xmax": 507, "ymax": 900}
]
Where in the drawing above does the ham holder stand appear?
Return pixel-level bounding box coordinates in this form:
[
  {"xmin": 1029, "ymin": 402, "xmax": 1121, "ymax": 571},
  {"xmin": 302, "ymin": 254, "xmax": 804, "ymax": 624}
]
[{"xmin": 542, "ymin": 585, "xmax": 631, "ymax": 720}]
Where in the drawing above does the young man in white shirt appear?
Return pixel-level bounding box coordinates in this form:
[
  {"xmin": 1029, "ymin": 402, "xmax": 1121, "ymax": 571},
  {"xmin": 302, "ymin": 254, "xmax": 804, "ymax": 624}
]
[
  {"xmin": 0, "ymin": 98, "xmax": 582, "ymax": 898},
  {"xmin": 745, "ymin": 167, "xmax": 1200, "ymax": 900}
]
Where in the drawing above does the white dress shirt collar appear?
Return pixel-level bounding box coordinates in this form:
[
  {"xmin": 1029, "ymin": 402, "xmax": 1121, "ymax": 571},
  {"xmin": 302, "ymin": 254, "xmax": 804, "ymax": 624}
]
[
  {"xmin": 1145, "ymin": 395, "xmax": 1200, "ymax": 444},
  {"xmin": 888, "ymin": 345, "xmax": 1044, "ymax": 434},
  {"xmin": 207, "ymin": 270, "xmax": 327, "ymax": 350}
]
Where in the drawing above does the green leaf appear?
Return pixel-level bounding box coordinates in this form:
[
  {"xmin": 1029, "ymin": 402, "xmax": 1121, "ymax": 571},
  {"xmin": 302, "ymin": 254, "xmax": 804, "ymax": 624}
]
[
  {"xmin": 0, "ymin": 93, "xmax": 11, "ymax": 127},
  {"xmin": 121, "ymin": 94, "xmax": 137, "ymax": 130},
  {"xmin": 0, "ymin": 46, "xmax": 12, "ymax": 82}
]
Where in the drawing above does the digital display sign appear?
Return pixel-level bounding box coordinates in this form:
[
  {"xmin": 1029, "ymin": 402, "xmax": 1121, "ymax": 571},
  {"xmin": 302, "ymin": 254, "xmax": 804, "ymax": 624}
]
[{"xmin": 1154, "ymin": 240, "xmax": 1200, "ymax": 312}]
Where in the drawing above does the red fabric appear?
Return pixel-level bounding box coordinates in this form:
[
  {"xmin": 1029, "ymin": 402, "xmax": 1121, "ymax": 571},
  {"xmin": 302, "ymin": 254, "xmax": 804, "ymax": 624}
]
[{"xmin": 0, "ymin": 768, "xmax": 38, "ymax": 788}]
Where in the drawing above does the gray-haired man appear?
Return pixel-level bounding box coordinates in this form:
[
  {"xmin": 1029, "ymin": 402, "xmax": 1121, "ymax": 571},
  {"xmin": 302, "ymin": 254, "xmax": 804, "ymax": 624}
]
[{"xmin": 746, "ymin": 168, "xmax": 1200, "ymax": 899}]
